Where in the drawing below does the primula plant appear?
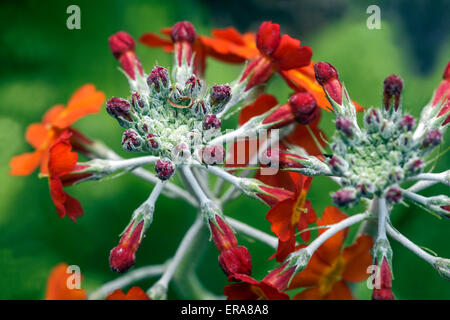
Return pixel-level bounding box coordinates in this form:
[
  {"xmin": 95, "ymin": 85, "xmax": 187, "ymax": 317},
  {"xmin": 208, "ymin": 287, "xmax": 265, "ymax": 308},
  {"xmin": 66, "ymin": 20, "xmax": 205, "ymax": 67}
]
[{"xmin": 10, "ymin": 20, "xmax": 449, "ymax": 300}]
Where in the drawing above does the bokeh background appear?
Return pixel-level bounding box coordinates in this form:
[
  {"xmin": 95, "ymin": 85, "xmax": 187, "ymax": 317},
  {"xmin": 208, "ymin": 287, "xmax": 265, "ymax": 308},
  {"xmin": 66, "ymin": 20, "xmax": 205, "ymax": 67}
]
[{"xmin": 0, "ymin": 0, "xmax": 449, "ymax": 299}]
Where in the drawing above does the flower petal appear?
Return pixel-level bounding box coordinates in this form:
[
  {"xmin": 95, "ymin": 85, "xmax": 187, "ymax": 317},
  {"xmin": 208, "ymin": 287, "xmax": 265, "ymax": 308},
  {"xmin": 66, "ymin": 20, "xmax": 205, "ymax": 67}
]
[
  {"xmin": 256, "ymin": 21, "xmax": 280, "ymax": 56},
  {"xmin": 293, "ymin": 286, "xmax": 322, "ymax": 300},
  {"xmin": 53, "ymin": 84, "xmax": 105, "ymax": 129},
  {"xmin": 106, "ymin": 287, "xmax": 150, "ymax": 300},
  {"xmin": 45, "ymin": 263, "xmax": 86, "ymax": 300},
  {"xmin": 9, "ymin": 151, "xmax": 42, "ymax": 176},
  {"xmin": 139, "ymin": 33, "xmax": 174, "ymax": 52},
  {"xmin": 25, "ymin": 123, "xmax": 49, "ymax": 149},
  {"xmin": 272, "ymin": 35, "xmax": 312, "ymax": 70},
  {"xmin": 289, "ymin": 254, "xmax": 328, "ymax": 289},
  {"xmin": 326, "ymin": 280, "xmax": 353, "ymax": 300},
  {"xmin": 341, "ymin": 234, "xmax": 374, "ymax": 282},
  {"xmin": 239, "ymin": 94, "xmax": 278, "ymax": 125}
]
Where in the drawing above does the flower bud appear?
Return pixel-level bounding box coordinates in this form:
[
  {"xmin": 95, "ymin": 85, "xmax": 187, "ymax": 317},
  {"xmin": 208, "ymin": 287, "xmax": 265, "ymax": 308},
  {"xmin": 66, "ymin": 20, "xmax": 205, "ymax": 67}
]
[
  {"xmin": 263, "ymin": 263, "xmax": 296, "ymax": 292},
  {"xmin": 398, "ymin": 114, "xmax": 415, "ymax": 131},
  {"xmin": 289, "ymin": 92, "xmax": 319, "ymax": 125},
  {"xmin": 106, "ymin": 97, "xmax": 133, "ymax": 127},
  {"xmin": 372, "ymin": 257, "xmax": 395, "ymax": 300},
  {"xmin": 122, "ymin": 129, "xmax": 143, "ymax": 152},
  {"xmin": 203, "ymin": 114, "xmax": 222, "ymax": 130},
  {"xmin": 388, "ymin": 167, "xmax": 404, "ymax": 184},
  {"xmin": 328, "ymin": 155, "xmax": 349, "ymax": 176},
  {"xmin": 131, "ymin": 92, "xmax": 144, "ymax": 109},
  {"xmin": 201, "ymin": 145, "xmax": 225, "ymax": 165},
  {"xmin": 364, "ymin": 108, "xmax": 382, "ymax": 131},
  {"xmin": 108, "ymin": 31, "xmax": 143, "ymax": 80},
  {"xmin": 219, "ymin": 246, "xmax": 252, "ymax": 276},
  {"xmin": 314, "ymin": 62, "xmax": 342, "ymax": 105},
  {"xmin": 145, "ymin": 133, "xmax": 160, "ymax": 150},
  {"xmin": 191, "ymin": 100, "xmax": 208, "ymax": 118},
  {"xmin": 172, "ymin": 142, "xmax": 191, "ymax": 164},
  {"xmin": 210, "ymin": 84, "xmax": 232, "ymax": 114},
  {"xmin": 240, "ymin": 178, "xmax": 294, "ymax": 208},
  {"xmin": 147, "ymin": 66, "xmax": 169, "ymax": 92},
  {"xmin": 383, "ymin": 74, "xmax": 403, "ymax": 111},
  {"xmin": 332, "ymin": 188, "xmax": 357, "ymax": 207},
  {"xmin": 356, "ymin": 181, "xmax": 375, "ymax": 198},
  {"xmin": 155, "ymin": 158, "xmax": 175, "ymax": 180},
  {"xmin": 261, "ymin": 148, "xmax": 304, "ymax": 169},
  {"xmin": 240, "ymin": 56, "xmax": 274, "ymax": 91},
  {"xmin": 185, "ymin": 75, "xmax": 202, "ymax": 97},
  {"xmin": 433, "ymin": 258, "xmax": 450, "ymax": 281},
  {"xmin": 209, "ymin": 215, "xmax": 237, "ymax": 252},
  {"xmin": 385, "ymin": 187, "xmax": 402, "ymax": 204},
  {"xmin": 422, "ymin": 129, "xmax": 442, "ymax": 149},
  {"xmin": 335, "ymin": 117, "xmax": 354, "ymax": 138},
  {"xmin": 262, "ymin": 104, "xmax": 295, "ymax": 129},
  {"xmin": 109, "ymin": 220, "xmax": 144, "ymax": 273},
  {"xmin": 171, "ymin": 21, "xmax": 196, "ymax": 43},
  {"xmin": 405, "ymin": 158, "xmax": 424, "ymax": 176}
]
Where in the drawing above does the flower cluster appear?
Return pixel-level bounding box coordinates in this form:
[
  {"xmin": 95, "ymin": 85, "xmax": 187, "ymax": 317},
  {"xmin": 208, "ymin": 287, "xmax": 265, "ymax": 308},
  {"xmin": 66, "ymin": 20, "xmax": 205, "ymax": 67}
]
[{"xmin": 10, "ymin": 18, "xmax": 449, "ymax": 301}]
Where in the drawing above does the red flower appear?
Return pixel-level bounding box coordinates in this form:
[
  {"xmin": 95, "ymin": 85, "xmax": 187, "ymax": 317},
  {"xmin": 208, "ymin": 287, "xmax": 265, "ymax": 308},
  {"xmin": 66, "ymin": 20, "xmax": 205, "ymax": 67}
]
[
  {"xmin": 106, "ymin": 287, "xmax": 151, "ymax": 300},
  {"xmin": 240, "ymin": 21, "xmax": 312, "ymax": 91},
  {"xmin": 432, "ymin": 61, "xmax": 450, "ymax": 125},
  {"xmin": 289, "ymin": 207, "xmax": 374, "ymax": 300},
  {"xmin": 265, "ymin": 172, "xmax": 316, "ymax": 261},
  {"xmin": 45, "ymin": 263, "xmax": 86, "ymax": 300},
  {"xmin": 225, "ymin": 263, "xmax": 295, "ymax": 300},
  {"xmin": 48, "ymin": 130, "xmax": 92, "ymax": 222},
  {"xmin": 109, "ymin": 32, "xmax": 144, "ymax": 80},
  {"xmin": 9, "ymin": 84, "xmax": 105, "ymax": 176}
]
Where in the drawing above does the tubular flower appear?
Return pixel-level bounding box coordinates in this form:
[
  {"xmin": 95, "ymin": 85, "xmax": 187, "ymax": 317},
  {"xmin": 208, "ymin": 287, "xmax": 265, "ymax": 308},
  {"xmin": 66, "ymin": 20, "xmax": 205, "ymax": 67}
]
[
  {"xmin": 140, "ymin": 25, "xmax": 258, "ymax": 77},
  {"xmin": 431, "ymin": 61, "xmax": 450, "ymax": 125},
  {"xmin": 106, "ymin": 287, "xmax": 151, "ymax": 300},
  {"xmin": 47, "ymin": 131, "xmax": 93, "ymax": 222},
  {"xmin": 240, "ymin": 21, "xmax": 312, "ymax": 91},
  {"xmin": 265, "ymin": 172, "xmax": 316, "ymax": 261},
  {"xmin": 109, "ymin": 31, "xmax": 144, "ymax": 81},
  {"xmin": 9, "ymin": 84, "xmax": 105, "ymax": 176},
  {"xmin": 45, "ymin": 263, "xmax": 86, "ymax": 300},
  {"xmin": 289, "ymin": 207, "xmax": 374, "ymax": 300},
  {"xmin": 225, "ymin": 263, "xmax": 295, "ymax": 300}
]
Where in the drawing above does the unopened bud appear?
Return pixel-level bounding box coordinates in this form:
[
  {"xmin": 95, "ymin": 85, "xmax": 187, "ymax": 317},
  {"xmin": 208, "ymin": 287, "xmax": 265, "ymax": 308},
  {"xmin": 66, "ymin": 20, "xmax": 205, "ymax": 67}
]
[
  {"xmin": 335, "ymin": 117, "xmax": 354, "ymax": 138},
  {"xmin": 147, "ymin": 66, "xmax": 169, "ymax": 92},
  {"xmin": 262, "ymin": 148, "xmax": 304, "ymax": 169},
  {"xmin": 131, "ymin": 92, "xmax": 144, "ymax": 109},
  {"xmin": 385, "ymin": 187, "xmax": 402, "ymax": 204},
  {"xmin": 356, "ymin": 181, "xmax": 375, "ymax": 198},
  {"xmin": 210, "ymin": 85, "xmax": 232, "ymax": 114},
  {"xmin": 372, "ymin": 257, "xmax": 395, "ymax": 300},
  {"xmin": 332, "ymin": 188, "xmax": 357, "ymax": 207},
  {"xmin": 108, "ymin": 31, "xmax": 143, "ymax": 80},
  {"xmin": 314, "ymin": 62, "xmax": 342, "ymax": 105},
  {"xmin": 203, "ymin": 114, "xmax": 222, "ymax": 130},
  {"xmin": 191, "ymin": 100, "xmax": 208, "ymax": 118},
  {"xmin": 171, "ymin": 21, "xmax": 196, "ymax": 43},
  {"xmin": 364, "ymin": 108, "xmax": 382, "ymax": 131},
  {"xmin": 434, "ymin": 258, "xmax": 450, "ymax": 281},
  {"xmin": 398, "ymin": 114, "xmax": 415, "ymax": 131},
  {"xmin": 106, "ymin": 97, "xmax": 133, "ymax": 127},
  {"xmin": 256, "ymin": 21, "xmax": 281, "ymax": 56},
  {"xmin": 109, "ymin": 220, "xmax": 144, "ymax": 273},
  {"xmin": 172, "ymin": 142, "xmax": 191, "ymax": 164},
  {"xmin": 289, "ymin": 92, "xmax": 319, "ymax": 125},
  {"xmin": 219, "ymin": 246, "xmax": 252, "ymax": 276},
  {"xmin": 383, "ymin": 74, "xmax": 403, "ymax": 111},
  {"xmin": 405, "ymin": 159, "xmax": 424, "ymax": 176},
  {"xmin": 262, "ymin": 104, "xmax": 295, "ymax": 129},
  {"xmin": 122, "ymin": 129, "xmax": 143, "ymax": 152},
  {"xmin": 155, "ymin": 158, "xmax": 175, "ymax": 180},
  {"xmin": 185, "ymin": 75, "xmax": 202, "ymax": 97},
  {"xmin": 328, "ymin": 155, "xmax": 349, "ymax": 176},
  {"xmin": 145, "ymin": 133, "xmax": 160, "ymax": 150},
  {"xmin": 422, "ymin": 130, "xmax": 442, "ymax": 149}
]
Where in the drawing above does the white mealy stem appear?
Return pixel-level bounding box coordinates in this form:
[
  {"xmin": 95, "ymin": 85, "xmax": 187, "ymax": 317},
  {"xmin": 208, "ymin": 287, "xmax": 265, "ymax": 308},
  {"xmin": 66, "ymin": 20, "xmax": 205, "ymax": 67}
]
[
  {"xmin": 88, "ymin": 264, "xmax": 166, "ymax": 300},
  {"xmin": 386, "ymin": 223, "xmax": 436, "ymax": 265},
  {"xmin": 407, "ymin": 180, "xmax": 439, "ymax": 193},
  {"xmin": 90, "ymin": 155, "xmax": 159, "ymax": 172},
  {"xmin": 408, "ymin": 171, "xmax": 450, "ymax": 187},
  {"xmin": 305, "ymin": 212, "xmax": 369, "ymax": 255},
  {"xmin": 148, "ymin": 216, "xmax": 204, "ymax": 298},
  {"xmin": 377, "ymin": 198, "xmax": 388, "ymax": 240}
]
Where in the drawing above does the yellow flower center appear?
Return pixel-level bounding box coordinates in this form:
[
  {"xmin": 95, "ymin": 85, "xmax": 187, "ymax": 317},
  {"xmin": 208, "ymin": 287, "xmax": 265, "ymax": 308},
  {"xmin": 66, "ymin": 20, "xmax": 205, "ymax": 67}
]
[
  {"xmin": 291, "ymin": 189, "xmax": 307, "ymax": 226},
  {"xmin": 318, "ymin": 257, "xmax": 346, "ymax": 297}
]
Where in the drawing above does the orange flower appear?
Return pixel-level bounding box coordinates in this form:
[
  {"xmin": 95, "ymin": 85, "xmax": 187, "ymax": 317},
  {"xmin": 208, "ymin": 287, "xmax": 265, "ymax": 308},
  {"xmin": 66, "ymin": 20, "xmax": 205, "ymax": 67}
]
[
  {"xmin": 45, "ymin": 263, "xmax": 86, "ymax": 300},
  {"xmin": 48, "ymin": 130, "xmax": 93, "ymax": 222},
  {"xmin": 140, "ymin": 26, "xmax": 258, "ymax": 77},
  {"xmin": 9, "ymin": 84, "xmax": 105, "ymax": 176},
  {"xmin": 106, "ymin": 287, "xmax": 151, "ymax": 300},
  {"xmin": 264, "ymin": 172, "xmax": 316, "ymax": 261},
  {"xmin": 289, "ymin": 207, "xmax": 373, "ymax": 300}
]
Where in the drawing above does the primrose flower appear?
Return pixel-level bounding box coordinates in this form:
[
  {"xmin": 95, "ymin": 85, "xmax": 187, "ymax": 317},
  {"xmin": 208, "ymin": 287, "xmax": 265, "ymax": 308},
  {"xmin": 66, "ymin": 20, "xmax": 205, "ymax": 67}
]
[
  {"xmin": 45, "ymin": 263, "xmax": 86, "ymax": 300},
  {"xmin": 9, "ymin": 84, "xmax": 105, "ymax": 176}
]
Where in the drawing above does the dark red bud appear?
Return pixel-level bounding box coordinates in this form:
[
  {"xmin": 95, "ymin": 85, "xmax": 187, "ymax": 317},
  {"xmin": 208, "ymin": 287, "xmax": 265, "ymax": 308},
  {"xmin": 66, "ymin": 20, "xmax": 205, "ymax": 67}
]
[
  {"xmin": 398, "ymin": 115, "xmax": 415, "ymax": 131},
  {"xmin": 262, "ymin": 104, "xmax": 295, "ymax": 129},
  {"xmin": 262, "ymin": 148, "xmax": 304, "ymax": 169},
  {"xmin": 108, "ymin": 31, "xmax": 135, "ymax": 59},
  {"xmin": 263, "ymin": 263, "xmax": 295, "ymax": 291},
  {"xmin": 289, "ymin": 92, "xmax": 319, "ymax": 125},
  {"xmin": 201, "ymin": 145, "xmax": 225, "ymax": 165},
  {"xmin": 185, "ymin": 75, "xmax": 202, "ymax": 96},
  {"xmin": 218, "ymin": 246, "xmax": 252, "ymax": 276},
  {"xmin": 386, "ymin": 187, "xmax": 402, "ymax": 204},
  {"xmin": 422, "ymin": 130, "xmax": 442, "ymax": 148},
  {"xmin": 122, "ymin": 130, "xmax": 141, "ymax": 151},
  {"xmin": 109, "ymin": 221, "xmax": 144, "ymax": 273},
  {"xmin": 406, "ymin": 159, "xmax": 424, "ymax": 175},
  {"xmin": 171, "ymin": 21, "xmax": 196, "ymax": 43},
  {"xmin": 210, "ymin": 84, "xmax": 232, "ymax": 109},
  {"xmin": 314, "ymin": 62, "xmax": 342, "ymax": 105},
  {"xmin": 147, "ymin": 66, "xmax": 169, "ymax": 92},
  {"xmin": 332, "ymin": 188, "xmax": 357, "ymax": 207},
  {"xmin": 155, "ymin": 158, "xmax": 175, "ymax": 181},
  {"xmin": 372, "ymin": 258, "xmax": 395, "ymax": 300},
  {"xmin": 336, "ymin": 117, "xmax": 354, "ymax": 138},
  {"xmin": 106, "ymin": 97, "xmax": 132, "ymax": 121},
  {"xmin": 209, "ymin": 215, "xmax": 237, "ymax": 252},
  {"xmin": 146, "ymin": 133, "xmax": 159, "ymax": 149},
  {"xmin": 203, "ymin": 114, "xmax": 222, "ymax": 130},
  {"xmin": 131, "ymin": 92, "xmax": 144, "ymax": 109},
  {"xmin": 383, "ymin": 74, "xmax": 403, "ymax": 111}
]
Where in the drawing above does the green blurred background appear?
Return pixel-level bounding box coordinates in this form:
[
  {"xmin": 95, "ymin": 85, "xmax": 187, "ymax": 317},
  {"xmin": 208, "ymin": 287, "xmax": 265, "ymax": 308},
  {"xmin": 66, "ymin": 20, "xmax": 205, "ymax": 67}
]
[{"xmin": 0, "ymin": 0, "xmax": 449, "ymax": 299}]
